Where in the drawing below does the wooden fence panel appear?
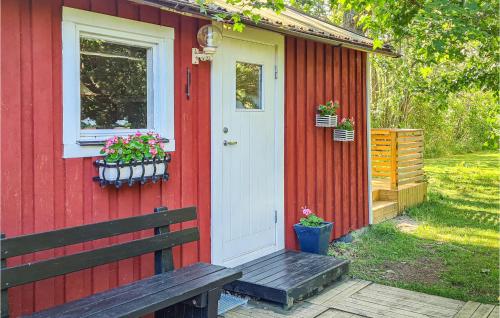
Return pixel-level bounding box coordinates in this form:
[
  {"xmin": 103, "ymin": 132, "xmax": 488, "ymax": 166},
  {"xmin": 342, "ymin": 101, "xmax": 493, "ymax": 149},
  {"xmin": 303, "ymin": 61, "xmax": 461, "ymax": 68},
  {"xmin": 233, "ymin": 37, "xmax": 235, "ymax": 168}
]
[{"xmin": 371, "ymin": 129, "xmax": 425, "ymax": 189}]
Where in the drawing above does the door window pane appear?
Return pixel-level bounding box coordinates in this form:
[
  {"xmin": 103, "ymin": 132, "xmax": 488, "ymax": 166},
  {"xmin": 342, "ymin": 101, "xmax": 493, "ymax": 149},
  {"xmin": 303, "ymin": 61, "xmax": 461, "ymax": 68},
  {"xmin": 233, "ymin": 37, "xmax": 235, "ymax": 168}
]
[
  {"xmin": 236, "ymin": 62, "xmax": 262, "ymax": 110},
  {"xmin": 80, "ymin": 37, "xmax": 148, "ymax": 130}
]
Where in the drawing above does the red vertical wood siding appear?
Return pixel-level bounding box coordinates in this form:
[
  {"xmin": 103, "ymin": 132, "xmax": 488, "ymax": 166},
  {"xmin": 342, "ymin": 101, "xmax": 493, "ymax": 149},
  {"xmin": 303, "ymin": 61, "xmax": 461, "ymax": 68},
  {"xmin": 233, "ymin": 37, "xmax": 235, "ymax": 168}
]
[
  {"xmin": 1, "ymin": 0, "xmax": 211, "ymax": 316},
  {"xmin": 1, "ymin": 1, "xmax": 369, "ymax": 315},
  {"xmin": 284, "ymin": 37, "xmax": 369, "ymax": 249}
]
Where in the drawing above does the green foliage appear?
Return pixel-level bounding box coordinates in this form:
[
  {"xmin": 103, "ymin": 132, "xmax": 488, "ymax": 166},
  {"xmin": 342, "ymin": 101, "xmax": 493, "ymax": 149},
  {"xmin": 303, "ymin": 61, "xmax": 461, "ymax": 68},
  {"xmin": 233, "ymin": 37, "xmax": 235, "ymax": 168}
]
[
  {"xmin": 331, "ymin": 151, "xmax": 500, "ymax": 304},
  {"xmin": 236, "ymin": 62, "xmax": 262, "ymax": 109},
  {"xmin": 196, "ymin": 0, "xmax": 285, "ymax": 32},
  {"xmin": 300, "ymin": 214, "xmax": 325, "ymax": 227},
  {"xmin": 289, "ymin": 0, "xmax": 331, "ymax": 19},
  {"xmin": 80, "ymin": 38, "xmax": 148, "ymax": 130},
  {"xmin": 299, "ymin": 207, "xmax": 326, "ymax": 227},
  {"xmin": 99, "ymin": 132, "xmax": 166, "ymax": 164},
  {"xmin": 337, "ymin": 117, "xmax": 355, "ymax": 131},
  {"xmin": 332, "ymin": 0, "xmax": 498, "ymax": 93},
  {"xmin": 369, "ymin": 42, "xmax": 498, "ymax": 158},
  {"xmin": 317, "ymin": 100, "xmax": 340, "ymax": 116}
]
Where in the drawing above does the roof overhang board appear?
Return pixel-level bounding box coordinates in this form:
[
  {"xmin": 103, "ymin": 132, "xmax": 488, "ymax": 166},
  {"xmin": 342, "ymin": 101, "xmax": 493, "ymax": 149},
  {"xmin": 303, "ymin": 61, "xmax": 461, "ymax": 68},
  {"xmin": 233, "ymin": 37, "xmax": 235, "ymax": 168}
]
[{"xmin": 130, "ymin": 0, "xmax": 399, "ymax": 57}]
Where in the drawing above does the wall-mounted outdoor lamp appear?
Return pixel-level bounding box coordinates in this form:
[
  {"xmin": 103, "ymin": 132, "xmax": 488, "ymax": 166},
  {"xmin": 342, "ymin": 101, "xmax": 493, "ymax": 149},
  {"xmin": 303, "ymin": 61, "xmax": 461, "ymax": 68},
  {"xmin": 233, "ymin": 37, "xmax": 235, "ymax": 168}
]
[{"xmin": 192, "ymin": 25, "xmax": 222, "ymax": 64}]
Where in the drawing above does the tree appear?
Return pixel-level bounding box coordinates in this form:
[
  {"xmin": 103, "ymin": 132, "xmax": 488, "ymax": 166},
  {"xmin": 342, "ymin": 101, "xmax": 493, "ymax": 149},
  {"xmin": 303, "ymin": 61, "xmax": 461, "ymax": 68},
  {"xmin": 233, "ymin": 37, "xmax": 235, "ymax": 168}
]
[{"xmin": 329, "ymin": 0, "xmax": 499, "ymax": 93}]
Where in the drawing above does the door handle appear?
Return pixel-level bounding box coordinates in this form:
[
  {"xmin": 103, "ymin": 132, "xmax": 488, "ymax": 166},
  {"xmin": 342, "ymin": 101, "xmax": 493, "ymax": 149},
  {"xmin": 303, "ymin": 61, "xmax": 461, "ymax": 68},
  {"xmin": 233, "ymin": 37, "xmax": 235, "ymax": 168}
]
[{"xmin": 223, "ymin": 140, "xmax": 238, "ymax": 146}]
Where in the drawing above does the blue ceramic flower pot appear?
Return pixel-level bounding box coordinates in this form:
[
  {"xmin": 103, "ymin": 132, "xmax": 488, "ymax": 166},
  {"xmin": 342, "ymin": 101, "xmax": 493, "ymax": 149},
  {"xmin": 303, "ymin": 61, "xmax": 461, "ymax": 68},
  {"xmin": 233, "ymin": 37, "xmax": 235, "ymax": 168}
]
[{"xmin": 293, "ymin": 222, "xmax": 334, "ymax": 255}]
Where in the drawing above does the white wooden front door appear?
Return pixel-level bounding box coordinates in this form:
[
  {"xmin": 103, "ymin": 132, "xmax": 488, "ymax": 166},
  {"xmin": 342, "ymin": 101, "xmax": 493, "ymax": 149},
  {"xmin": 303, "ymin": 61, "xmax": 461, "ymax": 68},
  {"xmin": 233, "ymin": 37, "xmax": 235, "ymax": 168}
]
[{"xmin": 211, "ymin": 27, "xmax": 284, "ymax": 267}]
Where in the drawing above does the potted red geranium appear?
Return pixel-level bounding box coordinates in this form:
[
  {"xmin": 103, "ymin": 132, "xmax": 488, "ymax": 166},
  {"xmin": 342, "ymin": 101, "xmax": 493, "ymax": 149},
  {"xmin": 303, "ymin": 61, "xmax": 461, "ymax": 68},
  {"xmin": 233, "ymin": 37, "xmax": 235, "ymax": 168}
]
[{"xmin": 293, "ymin": 207, "xmax": 333, "ymax": 255}]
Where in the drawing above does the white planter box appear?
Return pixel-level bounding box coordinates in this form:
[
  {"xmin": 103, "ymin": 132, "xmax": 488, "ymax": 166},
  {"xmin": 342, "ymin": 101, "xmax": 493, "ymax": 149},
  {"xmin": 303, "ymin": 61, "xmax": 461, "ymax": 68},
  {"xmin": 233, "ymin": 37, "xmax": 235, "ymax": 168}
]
[
  {"xmin": 333, "ymin": 129, "xmax": 355, "ymax": 141},
  {"xmin": 315, "ymin": 114, "xmax": 338, "ymax": 128},
  {"xmin": 98, "ymin": 160, "xmax": 166, "ymax": 182}
]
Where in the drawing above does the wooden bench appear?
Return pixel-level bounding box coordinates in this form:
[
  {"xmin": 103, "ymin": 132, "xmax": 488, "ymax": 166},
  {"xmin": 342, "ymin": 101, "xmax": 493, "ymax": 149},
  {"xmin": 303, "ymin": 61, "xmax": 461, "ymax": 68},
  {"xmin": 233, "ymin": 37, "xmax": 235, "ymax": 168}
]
[{"xmin": 1, "ymin": 207, "xmax": 241, "ymax": 318}]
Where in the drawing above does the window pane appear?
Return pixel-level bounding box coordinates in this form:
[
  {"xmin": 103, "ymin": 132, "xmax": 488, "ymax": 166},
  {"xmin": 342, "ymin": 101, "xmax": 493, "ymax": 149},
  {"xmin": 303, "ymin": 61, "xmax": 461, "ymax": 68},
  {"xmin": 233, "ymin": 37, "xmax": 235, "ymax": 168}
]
[
  {"xmin": 80, "ymin": 37, "xmax": 148, "ymax": 130},
  {"xmin": 236, "ymin": 62, "xmax": 262, "ymax": 110}
]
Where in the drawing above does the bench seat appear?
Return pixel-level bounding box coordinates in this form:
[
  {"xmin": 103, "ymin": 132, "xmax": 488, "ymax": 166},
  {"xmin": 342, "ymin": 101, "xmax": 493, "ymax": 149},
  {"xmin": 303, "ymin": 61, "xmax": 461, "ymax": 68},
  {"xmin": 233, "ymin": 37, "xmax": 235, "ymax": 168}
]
[{"xmin": 26, "ymin": 263, "xmax": 241, "ymax": 318}]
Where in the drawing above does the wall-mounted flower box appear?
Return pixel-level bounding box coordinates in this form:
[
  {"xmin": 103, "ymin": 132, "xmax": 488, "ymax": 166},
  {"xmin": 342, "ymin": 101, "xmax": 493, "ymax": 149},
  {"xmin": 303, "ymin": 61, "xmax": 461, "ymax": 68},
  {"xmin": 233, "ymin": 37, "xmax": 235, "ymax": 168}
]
[
  {"xmin": 333, "ymin": 129, "xmax": 355, "ymax": 142},
  {"xmin": 93, "ymin": 132, "xmax": 170, "ymax": 188},
  {"xmin": 315, "ymin": 114, "xmax": 338, "ymax": 127},
  {"xmin": 334, "ymin": 117, "xmax": 355, "ymax": 142},
  {"xmin": 94, "ymin": 156, "xmax": 171, "ymax": 188},
  {"xmin": 315, "ymin": 100, "xmax": 339, "ymax": 128}
]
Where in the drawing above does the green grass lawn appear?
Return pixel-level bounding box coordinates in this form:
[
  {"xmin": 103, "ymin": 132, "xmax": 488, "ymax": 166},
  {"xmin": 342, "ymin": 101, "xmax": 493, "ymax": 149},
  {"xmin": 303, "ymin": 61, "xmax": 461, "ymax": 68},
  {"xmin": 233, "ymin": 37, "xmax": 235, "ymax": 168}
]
[{"xmin": 331, "ymin": 151, "xmax": 500, "ymax": 304}]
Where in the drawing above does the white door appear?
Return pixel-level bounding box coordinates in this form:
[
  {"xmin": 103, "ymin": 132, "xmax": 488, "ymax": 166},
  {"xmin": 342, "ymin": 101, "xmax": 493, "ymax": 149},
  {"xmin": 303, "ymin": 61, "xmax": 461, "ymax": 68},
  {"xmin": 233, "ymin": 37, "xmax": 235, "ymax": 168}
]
[{"xmin": 211, "ymin": 27, "xmax": 284, "ymax": 268}]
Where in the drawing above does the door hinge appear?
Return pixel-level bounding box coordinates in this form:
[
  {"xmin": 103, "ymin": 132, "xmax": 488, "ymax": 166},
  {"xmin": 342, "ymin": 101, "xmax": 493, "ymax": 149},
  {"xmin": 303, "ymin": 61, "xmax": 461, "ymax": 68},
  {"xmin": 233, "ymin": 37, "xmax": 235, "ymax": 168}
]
[
  {"xmin": 274, "ymin": 65, "xmax": 278, "ymax": 79},
  {"xmin": 274, "ymin": 210, "xmax": 278, "ymax": 223}
]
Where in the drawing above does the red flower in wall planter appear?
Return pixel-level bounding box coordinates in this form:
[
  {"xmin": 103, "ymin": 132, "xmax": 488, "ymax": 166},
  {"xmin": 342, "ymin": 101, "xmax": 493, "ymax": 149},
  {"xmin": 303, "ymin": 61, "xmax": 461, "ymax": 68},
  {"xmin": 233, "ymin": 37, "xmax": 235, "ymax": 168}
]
[
  {"xmin": 94, "ymin": 132, "xmax": 171, "ymax": 188},
  {"xmin": 315, "ymin": 100, "xmax": 339, "ymax": 128},
  {"xmin": 293, "ymin": 207, "xmax": 333, "ymax": 255},
  {"xmin": 333, "ymin": 117, "xmax": 355, "ymax": 142}
]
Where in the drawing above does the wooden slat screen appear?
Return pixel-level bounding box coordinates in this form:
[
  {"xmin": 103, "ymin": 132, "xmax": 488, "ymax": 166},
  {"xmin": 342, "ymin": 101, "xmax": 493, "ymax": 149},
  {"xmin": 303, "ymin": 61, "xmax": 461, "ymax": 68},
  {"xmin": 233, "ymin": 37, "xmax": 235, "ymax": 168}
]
[{"xmin": 371, "ymin": 129, "xmax": 425, "ymax": 189}]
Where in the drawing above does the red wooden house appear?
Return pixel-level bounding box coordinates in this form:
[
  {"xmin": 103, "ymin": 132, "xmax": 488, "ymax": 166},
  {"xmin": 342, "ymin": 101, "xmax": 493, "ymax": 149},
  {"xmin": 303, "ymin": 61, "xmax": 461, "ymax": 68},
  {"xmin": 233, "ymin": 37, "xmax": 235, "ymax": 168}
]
[{"xmin": 1, "ymin": 0, "xmax": 396, "ymax": 316}]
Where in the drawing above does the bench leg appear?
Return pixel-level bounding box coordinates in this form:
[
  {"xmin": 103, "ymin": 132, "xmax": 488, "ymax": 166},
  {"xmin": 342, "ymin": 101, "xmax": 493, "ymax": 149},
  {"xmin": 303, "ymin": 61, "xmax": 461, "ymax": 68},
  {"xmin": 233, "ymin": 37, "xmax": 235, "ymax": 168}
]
[
  {"xmin": 156, "ymin": 288, "xmax": 221, "ymax": 318},
  {"xmin": 203, "ymin": 287, "xmax": 221, "ymax": 318}
]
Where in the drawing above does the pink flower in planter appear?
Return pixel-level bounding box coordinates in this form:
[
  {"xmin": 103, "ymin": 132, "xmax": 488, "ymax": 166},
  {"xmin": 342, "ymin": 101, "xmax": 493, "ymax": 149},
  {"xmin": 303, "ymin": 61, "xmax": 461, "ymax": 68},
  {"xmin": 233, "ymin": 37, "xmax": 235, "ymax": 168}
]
[
  {"xmin": 135, "ymin": 131, "xmax": 142, "ymax": 137},
  {"xmin": 302, "ymin": 207, "xmax": 313, "ymax": 217},
  {"xmin": 150, "ymin": 147, "xmax": 158, "ymax": 156},
  {"xmin": 148, "ymin": 139, "xmax": 157, "ymax": 146}
]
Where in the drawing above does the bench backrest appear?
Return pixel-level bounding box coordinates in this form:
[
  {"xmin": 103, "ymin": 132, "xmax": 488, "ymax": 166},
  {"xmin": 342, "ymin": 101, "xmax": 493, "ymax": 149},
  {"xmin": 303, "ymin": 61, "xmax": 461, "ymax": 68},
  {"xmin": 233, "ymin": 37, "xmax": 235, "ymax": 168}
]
[{"xmin": 0, "ymin": 206, "xmax": 198, "ymax": 317}]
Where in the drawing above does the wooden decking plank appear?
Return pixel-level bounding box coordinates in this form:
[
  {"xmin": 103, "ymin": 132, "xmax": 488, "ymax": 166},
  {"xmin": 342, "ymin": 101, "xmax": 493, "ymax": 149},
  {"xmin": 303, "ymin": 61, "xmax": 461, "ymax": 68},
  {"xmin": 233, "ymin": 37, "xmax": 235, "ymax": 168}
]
[
  {"xmin": 238, "ymin": 251, "xmax": 298, "ymax": 275},
  {"xmin": 487, "ymin": 306, "xmax": 499, "ymax": 318},
  {"xmin": 355, "ymin": 287, "xmax": 459, "ymax": 316},
  {"xmin": 243, "ymin": 252, "xmax": 317, "ymax": 283},
  {"xmin": 366, "ymin": 284, "xmax": 464, "ymax": 310},
  {"xmin": 332, "ymin": 298, "xmax": 429, "ymax": 318},
  {"xmin": 352, "ymin": 291, "xmax": 457, "ymax": 317},
  {"xmin": 471, "ymin": 304, "xmax": 496, "ymax": 318},
  {"xmin": 307, "ymin": 279, "xmax": 359, "ymax": 305},
  {"xmin": 266, "ymin": 257, "xmax": 345, "ymax": 288},
  {"xmin": 275, "ymin": 259, "xmax": 347, "ymax": 289},
  {"xmin": 330, "ymin": 301, "xmax": 403, "ymax": 318},
  {"xmin": 316, "ymin": 308, "xmax": 365, "ymax": 318},
  {"xmin": 455, "ymin": 302, "xmax": 481, "ymax": 318},
  {"xmin": 232, "ymin": 249, "xmax": 287, "ymax": 271},
  {"xmin": 224, "ymin": 300, "xmax": 328, "ymax": 318},
  {"xmin": 252, "ymin": 256, "xmax": 320, "ymax": 285},
  {"xmin": 319, "ymin": 280, "xmax": 372, "ymax": 307}
]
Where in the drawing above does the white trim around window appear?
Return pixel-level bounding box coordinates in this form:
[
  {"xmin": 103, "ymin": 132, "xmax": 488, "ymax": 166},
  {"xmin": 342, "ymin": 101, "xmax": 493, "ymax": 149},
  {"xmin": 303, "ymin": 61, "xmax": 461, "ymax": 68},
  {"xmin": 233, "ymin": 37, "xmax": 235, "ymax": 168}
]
[{"xmin": 62, "ymin": 7, "xmax": 175, "ymax": 158}]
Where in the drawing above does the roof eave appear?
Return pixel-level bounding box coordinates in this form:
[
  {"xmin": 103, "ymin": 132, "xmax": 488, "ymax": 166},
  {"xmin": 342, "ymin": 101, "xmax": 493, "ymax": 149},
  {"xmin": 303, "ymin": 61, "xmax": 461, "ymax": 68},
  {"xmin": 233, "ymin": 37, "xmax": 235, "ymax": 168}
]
[{"xmin": 130, "ymin": 0, "xmax": 400, "ymax": 57}]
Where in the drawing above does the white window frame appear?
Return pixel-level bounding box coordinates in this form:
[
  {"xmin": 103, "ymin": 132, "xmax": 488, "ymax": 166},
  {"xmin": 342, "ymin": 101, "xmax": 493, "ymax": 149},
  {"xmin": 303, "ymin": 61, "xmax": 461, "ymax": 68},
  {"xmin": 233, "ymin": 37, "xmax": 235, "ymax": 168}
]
[{"xmin": 62, "ymin": 7, "xmax": 175, "ymax": 158}]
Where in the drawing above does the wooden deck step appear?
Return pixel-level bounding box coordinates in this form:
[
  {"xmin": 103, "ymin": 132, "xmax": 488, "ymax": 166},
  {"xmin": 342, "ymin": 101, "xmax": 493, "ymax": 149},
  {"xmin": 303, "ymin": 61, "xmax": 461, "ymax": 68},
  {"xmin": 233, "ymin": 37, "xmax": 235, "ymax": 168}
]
[
  {"xmin": 223, "ymin": 250, "xmax": 349, "ymax": 309},
  {"xmin": 372, "ymin": 200, "xmax": 398, "ymax": 223}
]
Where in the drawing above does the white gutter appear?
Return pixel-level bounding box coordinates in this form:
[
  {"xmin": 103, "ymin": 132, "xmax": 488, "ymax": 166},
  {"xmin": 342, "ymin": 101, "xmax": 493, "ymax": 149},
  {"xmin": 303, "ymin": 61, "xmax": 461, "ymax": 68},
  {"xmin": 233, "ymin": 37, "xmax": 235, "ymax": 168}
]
[{"xmin": 366, "ymin": 54, "xmax": 373, "ymax": 225}]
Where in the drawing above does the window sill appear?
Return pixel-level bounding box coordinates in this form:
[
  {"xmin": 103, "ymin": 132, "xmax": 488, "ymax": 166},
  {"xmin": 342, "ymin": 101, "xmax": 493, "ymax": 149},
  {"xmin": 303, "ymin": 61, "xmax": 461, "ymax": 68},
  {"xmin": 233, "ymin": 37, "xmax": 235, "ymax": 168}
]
[
  {"xmin": 77, "ymin": 138, "xmax": 170, "ymax": 147},
  {"xmin": 63, "ymin": 139, "xmax": 175, "ymax": 158}
]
